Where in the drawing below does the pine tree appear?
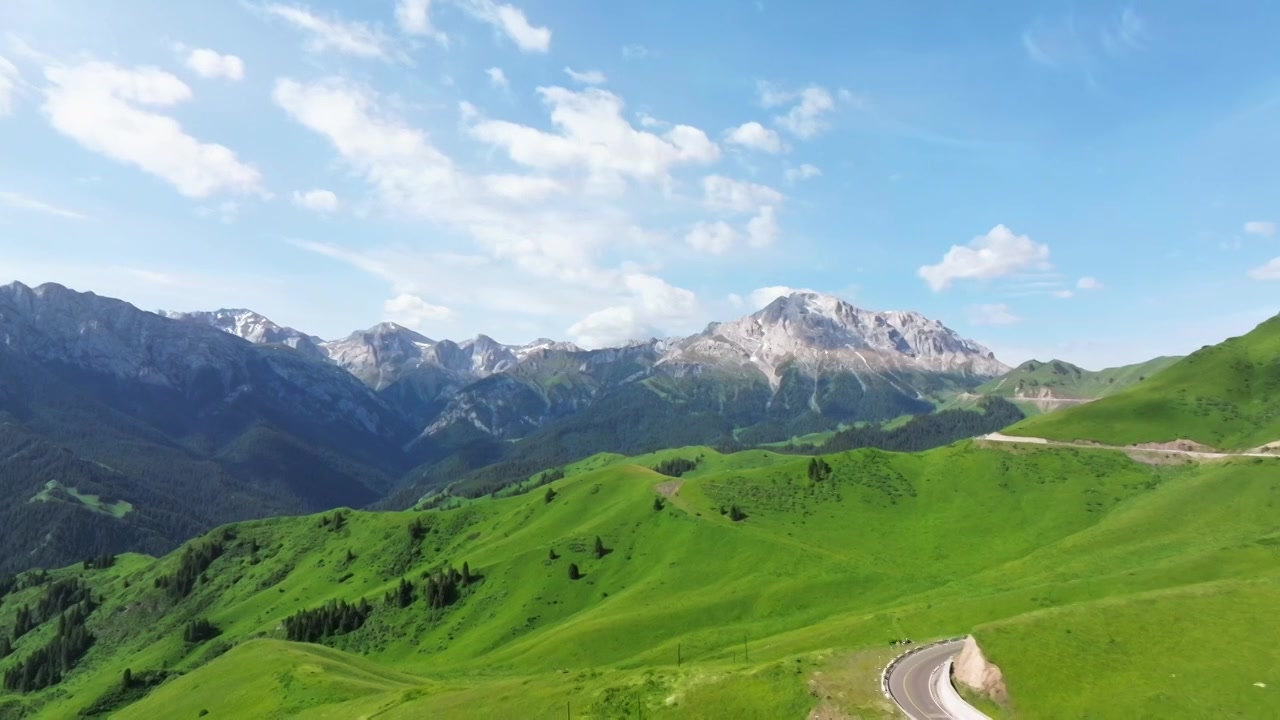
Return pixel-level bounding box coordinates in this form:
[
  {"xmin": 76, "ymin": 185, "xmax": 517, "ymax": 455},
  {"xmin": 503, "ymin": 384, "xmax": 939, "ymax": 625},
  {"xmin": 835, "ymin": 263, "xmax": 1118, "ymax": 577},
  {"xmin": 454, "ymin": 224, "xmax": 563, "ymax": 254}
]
[
  {"xmin": 653, "ymin": 497, "xmax": 665, "ymax": 511},
  {"xmin": 121, "ymin": 668, "xmax": 132, "ymax": 691},
  {"xmin": 594, "ymin": 536, "xmax": 607, "ymax": 559},
  {"xmin": 461, "ymin": 562, "xmax": 472, "ymax": 586},
  {"xmin": 548, "ymin": 548, "xmax": 559, "ymax": 561},
  {"xmin": 544, "ymin": 487, "xmax": 557, "ymax": 504},
  {"xmin": 568, "ymin": 563, "xmax": 581, "ymax": 580}
]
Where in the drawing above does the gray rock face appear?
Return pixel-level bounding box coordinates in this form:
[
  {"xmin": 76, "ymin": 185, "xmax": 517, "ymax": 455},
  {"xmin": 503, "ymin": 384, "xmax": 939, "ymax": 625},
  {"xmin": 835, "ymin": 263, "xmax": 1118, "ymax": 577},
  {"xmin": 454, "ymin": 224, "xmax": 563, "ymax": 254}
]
[
  {"xmin": 79, "ymin": 287, "xmax": 1010, "ymax": 442},
  {"xmin": 659, "ymin": 293, "xmax": 1009, "ymax": 387},
  {"xmin": 161, "ymin": 308, "xmax": 325, "ymax": 358},
  {"xmin": 0, "ymin": 282, "xmax": 403, "ymax": 440}
]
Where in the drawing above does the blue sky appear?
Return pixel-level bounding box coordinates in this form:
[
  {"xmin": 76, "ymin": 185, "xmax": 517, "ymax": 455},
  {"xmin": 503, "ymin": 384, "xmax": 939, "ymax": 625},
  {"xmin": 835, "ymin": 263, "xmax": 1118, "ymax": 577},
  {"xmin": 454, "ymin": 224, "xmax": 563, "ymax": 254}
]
[{"xmin": 0, "ymin": 0, "xmax": 1276, "ymax": 369}]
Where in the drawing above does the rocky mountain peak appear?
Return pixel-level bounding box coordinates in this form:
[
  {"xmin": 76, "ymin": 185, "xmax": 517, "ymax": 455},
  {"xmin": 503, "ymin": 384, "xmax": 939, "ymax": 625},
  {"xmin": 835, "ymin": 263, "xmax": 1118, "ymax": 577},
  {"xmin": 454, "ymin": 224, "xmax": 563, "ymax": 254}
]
[
  {"xmin": 160, "ymin": 308, "xmax": 324, "ymax": 358},
  {"xmin": 661, "ymin": 291, "xmax": 1008, "ymax": 385}
]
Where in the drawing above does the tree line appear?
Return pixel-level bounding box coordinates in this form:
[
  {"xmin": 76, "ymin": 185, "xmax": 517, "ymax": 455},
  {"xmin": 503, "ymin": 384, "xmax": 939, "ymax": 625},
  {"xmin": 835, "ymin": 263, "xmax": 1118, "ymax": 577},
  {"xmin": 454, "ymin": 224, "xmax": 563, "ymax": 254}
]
[
  {"xmin": 153, "ymin": 538, "xmax": 226, "ymax": 601},
  {"xmin": 2, "ymin": 599, "xmax": 95, "ymax": 692},
  {"xmin": 653, "ymin": 456, "xmax": 700, "ymax": 477},
  {"xmin": 283, "ymin": 599, "xmax": 373, "ymax": 643}
]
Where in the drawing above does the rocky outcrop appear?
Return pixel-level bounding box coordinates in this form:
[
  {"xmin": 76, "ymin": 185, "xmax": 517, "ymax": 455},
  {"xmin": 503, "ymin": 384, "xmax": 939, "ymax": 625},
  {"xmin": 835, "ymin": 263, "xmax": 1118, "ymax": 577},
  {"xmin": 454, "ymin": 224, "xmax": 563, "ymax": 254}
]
[{"xmin": 954, "ymin": 635, "xmax": 1008, "ymax": 703}]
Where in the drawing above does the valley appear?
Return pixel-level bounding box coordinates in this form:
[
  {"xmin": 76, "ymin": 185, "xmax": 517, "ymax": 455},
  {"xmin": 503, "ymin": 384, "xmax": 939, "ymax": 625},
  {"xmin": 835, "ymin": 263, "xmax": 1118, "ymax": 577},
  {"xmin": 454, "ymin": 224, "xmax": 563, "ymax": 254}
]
[{"xmin": 0, "ymin": 287, "xmax": 1276, "ymax": 718}]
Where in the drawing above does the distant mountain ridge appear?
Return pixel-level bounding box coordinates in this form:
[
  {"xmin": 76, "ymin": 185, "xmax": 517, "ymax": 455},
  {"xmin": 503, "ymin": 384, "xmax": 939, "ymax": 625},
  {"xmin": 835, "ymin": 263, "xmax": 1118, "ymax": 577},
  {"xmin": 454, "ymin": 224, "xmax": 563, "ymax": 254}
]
[
  {"xmin": 967, "ymin": 356, "xmax": 1182, "ymax": 413},
  {"xmin": 0, "ymin": 280, "xmax": 1016, "ymax": 570}
]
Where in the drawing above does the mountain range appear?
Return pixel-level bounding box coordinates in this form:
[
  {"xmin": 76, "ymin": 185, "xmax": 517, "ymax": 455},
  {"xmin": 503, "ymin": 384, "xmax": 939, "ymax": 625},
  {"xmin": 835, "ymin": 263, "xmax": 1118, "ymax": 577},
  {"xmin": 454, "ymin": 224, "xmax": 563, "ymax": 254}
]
[{"xmin": 1, "ymin": 281, "xmax": 1017, "ymax": 572}]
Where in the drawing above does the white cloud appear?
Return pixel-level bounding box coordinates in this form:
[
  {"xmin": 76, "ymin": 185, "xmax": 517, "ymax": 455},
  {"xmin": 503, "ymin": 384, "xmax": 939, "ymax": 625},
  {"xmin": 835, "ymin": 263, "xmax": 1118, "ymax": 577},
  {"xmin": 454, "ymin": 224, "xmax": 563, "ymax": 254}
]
[
  {"xmin": 456, "ymin": 0, "xmax": 551, "ymax": 53},
  {"xmin": 701, "ymin": 174, "xmax": 783, "ymax": 213},
  {"xmin": 565, "ymin": 273, "xmax": 699, "ymax": 347},
  {"xmin": 0, "ymin": 190, "xmax": 88, "ymax": 220},
  {"xmin": 564, "ymin": 67, "xmax": 606, "ymax": 85},
  {"xmin": 384, "ymin": 292, "xmax": 453, "ymax": 329},
  {"xmin": 262, "ymin": 4, "xmax": 394, "ymax": 59},
  {"xmin": 0, "ymin": 56, "xmax": 20, "ymax": 116},
  {"xmin": 686, "ymin": 220, "xmax": 738, "ymax": 254},
  {"xmin": 466, "ymin": 86, "xmax": 719, "ymax": 192},
  {"xmin": 43, "ymin": 61, "xmax": 263, "ymax": 198},
  {"xmin": 724, "ymin": 121, "xmax": 782, "ymax": 153},
  {"xmin": 1244, "ymin": 220, "xmax": 1276, "ymax": 238},
  {"xmin": 395, "ymin": 0, "xmax": 447, "ymax": 44},
  {"xmin": 1076, "ymin": 276, "xmax": 1103, "ymax": 290},
  {"xmin": 918, "ymin": 224, "xmax": 1052, "ymax": 291},
  {"xmin": 748, "ymin": 285, "xmax": 816, "ymax": 309},
  {"xmin": 1249, "ymin": 258, "xmax": 1280, "ymax": 281},
  {"xmin": 968, "ymin": 303, "xmax": 1021, "ymax": 325},
  {"xmin": 758, "ymin": 82, "xmax": 837, "ymax": 139},
  {"xmin": 784, "ymin": 163, "xmax": 821, "ymax": 184},
  {"xmin": 272, "ymin": 76, "xmax": 720, "ymax": 347},
  {"xmin": 746, "ymin": 205, "xmax": 779, "ymax": 247},
  {"xmin": 184, "ymin": 48, "xmax": 245, "ymax": 81},
  {"xmin": 480, "ymin": 174, "xmax": 564, "ymax": 202},
  {"xmin": 292, "ymin": 189, "xmax": 339, "ymax": 212},
  {"xmin": 1053, "ymin": 289, "xmax": 1074, "ymax": 299},
  {"xmin": 621, "ymin": 44, "xmax": 648, "ymax": 60},
  {"xmin": 486, "ymin": 66, "xmax": 508, "ymax": 89}
]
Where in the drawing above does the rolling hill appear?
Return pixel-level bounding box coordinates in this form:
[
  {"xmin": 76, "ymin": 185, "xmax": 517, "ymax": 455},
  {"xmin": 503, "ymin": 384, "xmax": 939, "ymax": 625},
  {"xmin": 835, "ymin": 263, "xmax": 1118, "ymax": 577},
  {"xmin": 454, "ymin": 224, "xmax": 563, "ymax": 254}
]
[
  {"xmin": 967, "ymin": 356, "xmax": 1181, "ymax": 415},
  {"xmin": 1, "ymin": 440, "xmax": 1276, "ymax": 719},
  {"xmin": 1005, "ymin": 313, "xmax": 1280, "ymax": 450}
]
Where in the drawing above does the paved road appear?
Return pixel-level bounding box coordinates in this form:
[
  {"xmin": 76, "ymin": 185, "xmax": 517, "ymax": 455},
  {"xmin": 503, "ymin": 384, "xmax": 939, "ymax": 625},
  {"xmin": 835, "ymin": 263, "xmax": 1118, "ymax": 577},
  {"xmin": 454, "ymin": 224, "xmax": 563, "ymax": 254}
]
[{"xmin": 886, "ymin": 640, "xmax": 968, "ymax": 719}]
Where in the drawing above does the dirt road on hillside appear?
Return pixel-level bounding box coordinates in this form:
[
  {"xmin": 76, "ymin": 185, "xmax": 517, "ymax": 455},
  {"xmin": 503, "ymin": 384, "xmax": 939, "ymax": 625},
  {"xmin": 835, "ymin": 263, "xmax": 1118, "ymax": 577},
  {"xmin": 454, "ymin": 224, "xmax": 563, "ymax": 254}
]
[{"xmin": 979, "ymin": 432, "xmax": 1279, "ymax": 460}]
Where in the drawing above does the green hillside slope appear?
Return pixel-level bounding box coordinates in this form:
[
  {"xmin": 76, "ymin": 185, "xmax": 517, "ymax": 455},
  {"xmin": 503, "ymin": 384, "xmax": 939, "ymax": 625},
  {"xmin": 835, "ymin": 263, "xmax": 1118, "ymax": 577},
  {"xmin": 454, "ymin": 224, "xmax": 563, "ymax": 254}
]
[
  {"xmin": 1005, "ymin": 314, "xmax": 1280, "ymax": 449},
  {"xmin": 976, "ymin": 356, "xmax": 1181, "ymax": 400},
  {"xmin": 1, "ymin": 441, "xmax": 1277, "ymax": 719}
]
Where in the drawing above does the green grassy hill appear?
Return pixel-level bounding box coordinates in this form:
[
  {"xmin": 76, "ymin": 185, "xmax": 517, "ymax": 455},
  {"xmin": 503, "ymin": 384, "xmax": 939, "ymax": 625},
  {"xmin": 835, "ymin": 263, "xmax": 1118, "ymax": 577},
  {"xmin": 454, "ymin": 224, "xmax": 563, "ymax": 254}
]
[
  {"xmin": 1005, "ymin": 314, "xmax": 1280, "ymax": 450},
  {"xmin": 976, "ymin": 356, "xmax": 1180, "ymax": 401},
  {"xmin": 1, "ymin": 441, "xmax": 1277, "ymax": 719}
]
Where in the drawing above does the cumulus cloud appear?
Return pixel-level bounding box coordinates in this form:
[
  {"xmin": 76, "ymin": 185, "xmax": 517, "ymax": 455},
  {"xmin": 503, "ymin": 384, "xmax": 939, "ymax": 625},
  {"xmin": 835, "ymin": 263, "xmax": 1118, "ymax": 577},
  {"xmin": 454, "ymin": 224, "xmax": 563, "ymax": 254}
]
[
  {"xmin": 43, "ymin": 61, "xmax": 263, "ymax": 198},
  {"xmin": 456, "ymin": 0, "xmax": 551, "ymax": 52},
  {"xmin": 0, "ymin": 56, "xmax": 21, "ymax": 116},
  {"xmin": 183, "ymin": 48, "xmax": 245, "ymax": 81},
  {"xmin": 486, "ymin": 66, "xmax": 508, "ymax": 88},
  {"xmin": 968, "ymin": 303, "xmax": 1021, "ymax": 325},
  {"xmin": 261, "ymin": 3, "xmax": 395, "ymax": 59},
  {"xmin": 1076, "ymin": 276, "xmax": 1103, "ymax": 290},
  {"xmin": 724, "ymin": 121, "xmax": 781, "ymax": 153},
  {"xmin": 480, "ymin": 174, "xmax": 564, "ymax": 202},
  {"xmin": 686, "ymin": 220, "xmax": 738, "ymax": 255},
  {"xmin": 784, "ymin": 163, "xmax": 821, "ymax": 184},
  {"xmin": 748, "ymin": 285, "xmax": 816, "ymax": 309},
  {"xmin": 746, "ymin": 205, "xmax": 779, "ymax": 247},
  {"xmin": 0, "ymin": 190, "xmax": 88, "ymax": 220},
  {"xmin": 564, "ymin": 67, "xmax": 606, "ymax": 85},
  {"xmin": 384, "ymin": 292, "xmax": 453, "ymax": 328},
  {"xmin": 758, "ymin": 82, "xmax": 837, "ymax": 139},
  {"xmin": 918, "ymin": 224, "xmax": 1052, "ymax": 291},
  {"xmin": 273, "ymin": 77, "xmax": 717, "ymax": 343},
  {"xmin": 395, "ymin": 0, "xmax": 447, "ymax": 44},
  {"xmin": 1249, "ymin": 258, "xmax": 1280, "ymax": 281},
  {"xmin": 701, "ymin": 174, "xmax": 783, "ymax": 213},
  {"xmin": 565, "ymin": 273, "xmax": 699, "ymax": 347},
  {"xmin": 466, "ymin": 86, "xmax": 719, "ymax": 192},
  {"xmin": 1244, "ymin": 220, "xmax": 1277, "ymax": 238},
  {"xmin": 292, "ymin": 189, "xmax": 339, "ymax": 212}
]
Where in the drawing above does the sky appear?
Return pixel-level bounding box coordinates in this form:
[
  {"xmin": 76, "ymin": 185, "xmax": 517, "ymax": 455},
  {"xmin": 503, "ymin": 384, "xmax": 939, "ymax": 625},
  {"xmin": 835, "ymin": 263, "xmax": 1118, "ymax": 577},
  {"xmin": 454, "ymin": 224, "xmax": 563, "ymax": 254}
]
[{"xmin": 0, "ymin": 0, "xmax": 1277, "ymax": 370}]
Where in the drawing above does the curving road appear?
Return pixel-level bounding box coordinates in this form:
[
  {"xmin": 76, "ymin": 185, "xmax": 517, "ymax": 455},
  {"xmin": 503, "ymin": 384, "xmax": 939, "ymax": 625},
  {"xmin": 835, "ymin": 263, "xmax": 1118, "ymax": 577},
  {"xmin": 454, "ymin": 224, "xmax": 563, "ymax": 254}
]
[{"xmin": 887, "ymin": 640, "xmax": 986, "ymax": 720}]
